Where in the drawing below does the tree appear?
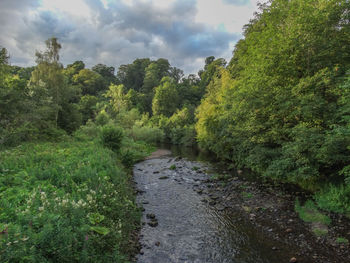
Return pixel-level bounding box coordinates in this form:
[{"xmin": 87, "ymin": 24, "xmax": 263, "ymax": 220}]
[
  {"xmin": 152, "ymin": 77, "xmax": 179, "ymax": 117},
  {"xmin": 92, "ymin": 63, "xmax": 117, "ymax": 86},
  {"xmin": 117, "ymin": 58, "xmax": 151, "ymax": 92},
  {"xmin": 64, "ymin": 61, "xmax": 85, "ymax": 83},
  {"xmin": 79, "ymin": 95, "xmax": 98, "ymax": 124},
  {"xmin": 105, "ymin": 84, "xmax": 128, "ymax": 114},
  {"xmin": 169, "ymin": 67, "xmax": 184, "ymax": 83},
  {"xmin": 72, "ymin": 69, "xmax": 105, "ymax": 96},
  {"xmin": 142, "ymin": 58, "xmax": 170, "ymax": 94},
  {"xmin": 196, "ymin": 0, "xmax": 350, "ymax": 187},
  {"xmin": 29, "ymin": 37, "xmax": 66, "ymax": 128}
]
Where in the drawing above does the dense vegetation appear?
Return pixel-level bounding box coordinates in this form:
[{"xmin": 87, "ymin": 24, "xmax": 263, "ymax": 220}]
[
  {"xmin": 0, "ymin": 137, "xmax": 152, "ymax": 262},
  {"xmin": 196, "ymin": 0, "xmax": 350, "ymax": 214},
  {"xmin": 1, "ymin": 0, "xmax": 350, "ymax": 260}
]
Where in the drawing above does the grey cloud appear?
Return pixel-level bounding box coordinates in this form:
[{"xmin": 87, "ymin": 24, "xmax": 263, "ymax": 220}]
[
  {"xmin": 0, "ymin": 0, "xmax": 239, "ymax": 73},
  {"xmin": 222, "ymin": 0, "xmax": 250, "ymax": 6}
]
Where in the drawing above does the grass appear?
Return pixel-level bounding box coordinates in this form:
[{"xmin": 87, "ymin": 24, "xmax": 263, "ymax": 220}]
[
  {"xmin": 169, "ymin": 164, "xmax": 176, "ymax": 170},
  {"xmin": 336, "ymin": 237, "xmax": 349, "ymax": 244},
  {"xmin": 295, "ymin": 199, "xmax": 331, "ymax": 226},
  {"xmin": 241, "ymin": 192, "xmax": 253, "ymax": 199},
  {"xmin": 0, "ymin": 136, "xmax": 153, "ymax": 262},
  {"xmin": 315, "ymin": 184, "xmax": 350, "ymax": 215},
  {"xmin": 210, "ymin": 173, "xmax": 231, "ymax": 181},
  {"xmin": 312, "ymin": 228, "xmax": 328, "ymax": 237}
]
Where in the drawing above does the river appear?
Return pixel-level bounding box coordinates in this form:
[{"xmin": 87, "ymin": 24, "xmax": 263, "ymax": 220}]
[{"xmin": 133, "ymin": 145, "xmax": 307, "ymax": 263}]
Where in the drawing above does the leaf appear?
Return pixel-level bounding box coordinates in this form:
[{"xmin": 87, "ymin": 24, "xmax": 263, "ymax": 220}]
[
  {"xmin": 88, "ymin": 213, "xmax": 105, "ymax": 225},
  {"xmin": 90, "ymin": 226, "xmax": 110, "ymax": 235}
]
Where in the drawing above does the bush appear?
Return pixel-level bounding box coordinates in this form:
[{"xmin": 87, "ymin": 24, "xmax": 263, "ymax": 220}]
[
  {"xmin": 120, "ymin": 149, "xmax": 135, "ymax": 168},
  {"xmin": 73, "ymin": 120, "xmax": 100, "ymax": 141},
  {"xmin": 95, "ymin": 110, "xmax": 111, "ymax": 126},
  {"xmin": 101, "ymin": 125, "xmax": 124, "ymax": 152},
  {"xmin": 131, "ymin": 124, "xmax": 164, "ymax": 144}
]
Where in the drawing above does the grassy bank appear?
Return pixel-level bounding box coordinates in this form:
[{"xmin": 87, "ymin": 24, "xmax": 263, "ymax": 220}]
[{"xmin": 0, "ymin": 136, "xmax": 153, "ymax": 262}]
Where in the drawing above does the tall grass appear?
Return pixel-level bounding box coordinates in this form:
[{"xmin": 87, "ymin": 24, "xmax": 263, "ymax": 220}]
[{"xmin": 0, "ymin": 137, "xmax": 152, "ymax": 262}]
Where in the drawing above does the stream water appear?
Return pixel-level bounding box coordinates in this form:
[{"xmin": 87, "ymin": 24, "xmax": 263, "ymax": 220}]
[{"xmin": 134, "ymin": 146, "xmax": 301, "ymax": 263}]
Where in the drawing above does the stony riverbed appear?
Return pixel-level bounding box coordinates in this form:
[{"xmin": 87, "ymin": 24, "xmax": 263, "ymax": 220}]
[{"xmin": 133, "ymin": 149, "xmax": 350, "ymax": 263}]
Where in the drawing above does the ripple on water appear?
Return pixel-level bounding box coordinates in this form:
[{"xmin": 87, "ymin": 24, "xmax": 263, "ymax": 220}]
[{"xmin": 134, "ymin": 156, "xmax": 298, "ymax": 263}]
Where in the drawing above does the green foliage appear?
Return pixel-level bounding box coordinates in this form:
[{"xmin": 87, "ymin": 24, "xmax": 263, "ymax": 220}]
[
  {"xmin": 100, "ymin": 125, "xmax": 124, "ymax": 152},
  {"xmin": 119, "ymin": 149, "xmax": 135, "ymax": 168},
  {"xmin": 295, "ymin": 199, "xmax": 331, "ymax": 225},
  {"xmin": 116, "ymin": 108, "xmax": 142, "ymax": 129},
  {"xmin": 131, "ymin": 124, "xmax": 164, "ymax": 144},
  {"xmin": 73, "ymin": 120, "xmax": 101, "ymax": 141},
  {"xmin": 195, "ymin": 0, "xmax": 350, "ymax": 198},
  {"xmin": 92, "ymin": 63, "xmax": 117, "ymax": 87},
  {"xmin": 0, "ymin": 139, "xmax": 151, "ymax": 262},
  {"xmin": 106, "ymin": 84, "xmax": 129, "ymax": 114},
  {"xmin": 79, "ymin": 95, "xmax": 98, "ymax": 123},
  {"xmin": 315, "ymin": 184, "xmax": 350, "ymax": 214},
  {"xmin": 73, "ymin": 68, "xmax": 105, "ymax": 96},
  {"xmin": 154, "ymin": 107, "xmax": 197, "ymax": 146},
  {"xmin": 169, "ymin": 165, "xmax": 176, "ymax": 170},
  {"xmin": 95, "ymin": 110, "xmax": 111, "ymax": 126},
  {"xmin": 152, "ymin": 77, "xmax": 180, "ymax": 117}
]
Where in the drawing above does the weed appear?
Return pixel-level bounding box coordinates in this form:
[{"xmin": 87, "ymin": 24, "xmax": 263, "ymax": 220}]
[
  {"xmin": 169, "ymin": 164, "xmax": 176, "ymax": 170},
  {"xmin": 295, "ymin": 199, "xmax": 331, "ymax": 225}
]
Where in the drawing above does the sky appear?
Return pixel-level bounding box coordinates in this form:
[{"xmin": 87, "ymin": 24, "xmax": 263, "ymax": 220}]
[{"xmin": 0, "ymin": 0, "xmax": 262, "ymax": 74}]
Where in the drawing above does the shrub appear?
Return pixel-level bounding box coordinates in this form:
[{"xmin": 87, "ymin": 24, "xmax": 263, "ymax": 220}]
[
  {"xmin": 95, "ymin": 110, "xmax": 110, "ymax": 126},
  {"xmin": 120, "ymin": 149, "xmax": 135, "ymax": 168},
  {"xmin": 101, "ymin": 125, "xmax": 124, "ymax": 152},
  {"xmin": 73, "ymin": 120, "xmax": 100, "ymax": 141},
  {"xmin": 131, "ymin": 124, "xmax": 164, "ymax": 144}
]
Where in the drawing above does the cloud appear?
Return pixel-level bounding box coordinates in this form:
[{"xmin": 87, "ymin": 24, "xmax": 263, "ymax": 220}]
[
  {"xmin": 222, "ymin": 0, "xmax": 250, "ymax": 6},
  {"xmin": 0, "ymin": 0, "xmax": 242, "ymax": 73}
]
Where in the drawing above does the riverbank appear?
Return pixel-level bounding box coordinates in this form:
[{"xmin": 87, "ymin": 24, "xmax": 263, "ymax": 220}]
[
  {"xmin": 199, "ymin": 171, "xmax": 350, "ymax": 262},
  {"xmin": 0, "ymin": 138, "xmax": 153, "ymax": 262}
]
